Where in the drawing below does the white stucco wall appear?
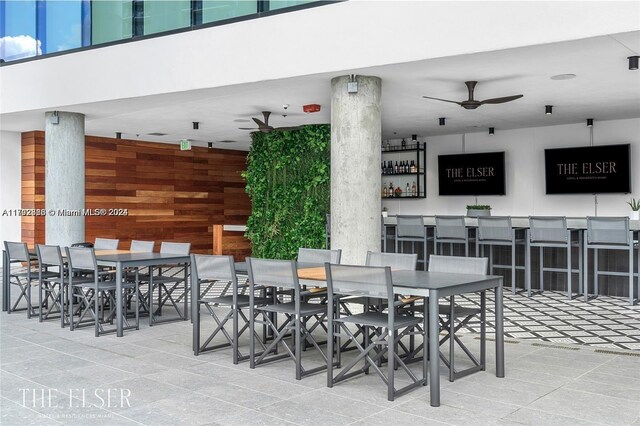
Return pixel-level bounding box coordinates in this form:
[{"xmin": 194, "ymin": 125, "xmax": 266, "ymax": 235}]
[{"xmin": 0, "ymin": 131, "xmax": 22, "ymax": 243}]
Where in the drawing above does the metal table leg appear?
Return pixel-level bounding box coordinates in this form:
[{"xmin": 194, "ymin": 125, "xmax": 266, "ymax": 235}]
[
  {"xmin": 2, "ymin": 250, "xmax": 8, "ymax": 312},
  {"xmin": 116, "ymin": 262, "xmax": 123, "ymax": 337},
  {"xmin": 429, "ymin": 290, "xmax": 440, "ymax": 407},
  {"xmin": 495, "ymin": 281, "xmax": 505, "ymax": 378}
]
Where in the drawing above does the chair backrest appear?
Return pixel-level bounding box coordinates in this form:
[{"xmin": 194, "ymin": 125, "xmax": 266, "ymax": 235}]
[
  {"xmin": 396, "ymin": 215, "xmax": 426, "ymax": 238},
  {"xmin": 587, "ymin": 217, "xmax": 630, "ymax": 245},
  {"xmin": 297, "ymin": 247, "xmax": 342, "ymax": 264},
  {"xmin": 65, "ymin": 247, "xmax": 98, "ymax": 271},
  {"xmin": 366, "ymin": 251, "xmax": 417, "ymax": 270},
  {"xmin": 435, "ymin": 215, "xmax": 467, "ymax": 240},
  {"xmin": 477, "ymin": 216, "xmax": 513, "ymax": 242},
  {"xmin": 94, "ymin": 238, "xmax": 119, "ymax": 250},
  {"xmin": 192, "ymin": 254, "xmax": 235, "ymax": 282},
  {"xmin": 4, "ymin": 241, "xmax": 29, "ymax": 261},
  {"xmin": 325, "ymin": 264, "xmax": 392, "ymax": 300},
  {"xmin": 428, "ymin": 255, "xmax": 488, "ymax": 275},
  {"xmin": 529, "ymin": 216, "xmax": 568, "ymax": 243},
  {"xmin": 36, "ymin": 244, "xmax": 64, "ymax": 266},
  {"xmin": 130, "ymin": 240, "xmax": 155, "ymax": 252},
  {"xmin": 160, "ymin": 242, "xmax": 191, "ymax": 255},
  {"xmin": 246, "ymin": 257, "xmax": 298, "ymax": 290}
]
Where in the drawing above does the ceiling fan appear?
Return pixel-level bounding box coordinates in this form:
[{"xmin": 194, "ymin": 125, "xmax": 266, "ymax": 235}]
[
  {"xmin": 239, "ymin": 111, "xmax": 304, "ymax": 132},
  {"xmin": 422, "ymin": 81, "xmax": 523, "ymax": 110}
]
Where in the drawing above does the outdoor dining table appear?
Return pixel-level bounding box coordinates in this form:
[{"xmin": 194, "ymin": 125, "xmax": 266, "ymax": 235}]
[{"xmin": 236, "ymin": 260, "xmax": 504, "ymax": 407}]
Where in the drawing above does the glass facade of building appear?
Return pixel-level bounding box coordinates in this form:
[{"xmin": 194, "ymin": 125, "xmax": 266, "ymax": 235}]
[{"xmin": 0, "ymin": 0, "xmax": 327, "ymax": 63}]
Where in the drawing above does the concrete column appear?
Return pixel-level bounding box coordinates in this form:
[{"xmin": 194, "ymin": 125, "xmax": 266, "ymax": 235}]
[
  {"xmin": 45, "ymin": 111, "xmax": 85, "ymax": 246},
  {"xmin": 330, "ymin": 75, "xmax": 382, "ymax": 264}
]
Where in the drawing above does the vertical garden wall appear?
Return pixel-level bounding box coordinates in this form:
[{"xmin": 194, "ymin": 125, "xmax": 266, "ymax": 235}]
[{"xmin": 243, "ymin": 124, "xmax": 330, "ymax": 259}]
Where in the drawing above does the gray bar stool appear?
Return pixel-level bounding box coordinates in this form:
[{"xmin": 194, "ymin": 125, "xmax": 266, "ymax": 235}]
[
  {"xmin": 476, "ymin": 216, "xmax": 525, "ymax": 294},
  {"xmin": 435, "ymin": 216, "xmax": 470, "ymax": 257},
  {"xmin": 396, "ymin": 215, "xmax": 430, "ymax": 270},
  {"xmin": 526, "ymin": 217, "xmax": 582, "ymax": 299},
  {"xmin": 583, "ymin": 217, "xmax": 637, "ymax": 305}
]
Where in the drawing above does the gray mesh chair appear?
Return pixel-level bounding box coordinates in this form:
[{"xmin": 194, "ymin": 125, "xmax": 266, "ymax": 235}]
[
  {"xmin": 4, "ymin": 241, "xmax": 51, "ymax": 317},
  {"xmin": 130, "ymin": 240, "xmax": 155, "ymax": 252},
  {"xmin": 430, "ymin": 255, "xmax": 488, "ymax": 382},
  {"xmin": 395, "ymin": 215, "xmax": 430, "ymax": 270},
  {"xmin": 527, "ymin": 217, "xmax": 582, "ymax": 299},
  {"xmin": 139, "ymin": 241, "xmax": 191, "ymax": 325},
  {"xmin": 36, "ymin": 244, "xmax": 70, "ymax": 326},
  {"xmin": 325, "ymin": 263, "xmax": 426, "ymax": 401},
  {"xmin": 66, "ymin": 247, "xmax": 137, "ymax": 336},
  {"xmin": 125, "ymin": 240, "xmax": 155, "ymax": 315},
  {"xmin": 94, "ymin": 238, "xmax": 120, "ymax": 250},
  {"xmin": 584, "ymin": 217, "xmax": 637, "ymax": 305},
  {"xmin": 297, "ymin": 248, "xmax": 342, "ymax": 264},
  {"xmin": 476, "ymin": 216, "xmax": 525, "ymax": 294},
  {"xmin": 435, "ymin": 216, "xmax": 470, "ymax": 257},
  {"xmin": 247, "ymin": 257, "xmax": 330, "ymax": 380},
  {"xmin": 192, "ymin": 254, "xmax": 269, "ymax": 363}
]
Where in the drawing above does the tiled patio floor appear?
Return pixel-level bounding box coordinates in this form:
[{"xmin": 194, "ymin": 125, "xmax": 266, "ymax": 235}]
[{"xmin": 1, "ymin": 295, "xmax": 639, "ymax": 426}]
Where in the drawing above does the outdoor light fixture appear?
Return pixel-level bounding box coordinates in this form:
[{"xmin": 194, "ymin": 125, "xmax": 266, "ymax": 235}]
[
  {"xmin": 439, "ymin": 117, "xmax": 446, "ymax": 126},
  {"xmin": 628, "ymin": 56, "xmax": 639, "ymax": 70},
  {"xmin": 116, "ymin": 132, "xmax": 122, "ymax": 139},
  {"xmin": 193, "ymin": 122, "xmax": 199, "ymax": 130},
  {"xmin": 489, "ymin": 127, "xmax": 495, "ymax": 136},
  {"xmin": 587, "ymin": 118, "xmax": 594, "ymax": 127},
  {"xmin": 545, "ymin": 105, "xmax": 553, "ymax": 115},
  {"xmin": 50, "ymin": 111, "xmax": 59, "ymax": 125},
  {"xmin": 207, "ymin": 142, "xmax": 213, "ymax": 148},
  {"xmin": 411, "ymin": 134, "xmax": 418, "ymax": 142}
]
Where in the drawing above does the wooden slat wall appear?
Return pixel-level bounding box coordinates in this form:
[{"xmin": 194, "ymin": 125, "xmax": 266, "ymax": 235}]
[{"xmin": 21, "ymin": 131, "xmax": 252, "ymax": 258}]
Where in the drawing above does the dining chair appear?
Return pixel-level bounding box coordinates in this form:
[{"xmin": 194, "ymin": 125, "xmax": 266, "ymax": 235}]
[
  {"xmin": 325, "ymin": 263, "xmax": 426, "ymax": 401},
  {"xmin": 583, "ymin": 217, "xmax": 637, "ymax": 305},
  {"xmin": 192, "ymin": 254, "xmax": 269, "ymax": 363},
  {"xmin": 476, "ymin": 216, "xmax": 525, "ymax": 294},
  {"xmin": 94, "ymin": 238, "xmax": 120, "ymax": 250},
  {"xmin": 247, "ymin": 257, "xmax": 330, "ymax": 380},
  {"xmin": 125, "ymin": 240, "xmax": 155, "ymax": 316},
  {"xmin": 3, "ymin": 241, "xmax": 51, "ymax": 317},
  {"xmin": 36, "ymin": 244, "xmax": 71, "ymax": 327},
  {"xmin": 527, "ymin": 216, "xmax": 582, "ymax": 299},
  {"xmin": 139, "ymin": 241, "xmax": 191, "ymax": 325},
  {"xmin": 429, "ymin": 254, "xmax": 488, "ymax": 382},
  {"xmin": 66, "ymin": 247, "xmax": 138, "ymax": 336}
]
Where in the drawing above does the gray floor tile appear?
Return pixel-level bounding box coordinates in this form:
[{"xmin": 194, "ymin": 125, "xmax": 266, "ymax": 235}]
[
  {"xmin": 503, "ymin": 407, "xmax": 605, "ymax": 425},
  {"xmin": 196, "ymin": 383, "xmax": 284, "ymax": 409},
  {"xmin": 258, "ymin": 398, "xmax": 354, "ymax": 426},
  {"xmin": 350, "ymin": 407, "xmax": 450, "ymax": 425}
]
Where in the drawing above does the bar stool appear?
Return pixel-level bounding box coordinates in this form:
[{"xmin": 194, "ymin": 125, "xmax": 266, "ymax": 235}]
[
  {"xmin": 583, "ymin": 217, "xmax": 637, "ymax": 305},
  {"xmin": 526, "ymin": 217, "xmax": 582, "ymax": 299},
  {"xmin": 396, "ymin": 215, "xmax": 430, "ymax": 270},
  {"xmin": 476, "ymin": 216, "xmax": 525, "ymax": 294},
  {"xmin": 435, "ymin": 216, "xmax": 470, "ymax": 257}
]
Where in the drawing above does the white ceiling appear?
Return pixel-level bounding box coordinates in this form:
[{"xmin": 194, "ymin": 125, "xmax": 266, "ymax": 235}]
[{"xmin": 2, "ymin": 31, "xmax": 639, "ymax": 151}]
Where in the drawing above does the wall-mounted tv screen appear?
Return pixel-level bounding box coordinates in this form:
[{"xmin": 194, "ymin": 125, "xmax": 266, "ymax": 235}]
[
  {"xmin": 438, "ymin": 152, "xmax": 506, "ymax": 196},
  {"xmin": 545, "ymin": 144, "xmax": 631, "ymax": 194}
]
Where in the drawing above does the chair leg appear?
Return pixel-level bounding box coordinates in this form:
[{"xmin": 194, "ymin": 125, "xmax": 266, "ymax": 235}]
[
  {"xmin": 449, "ymin": 296, "xmax": 455, "ymax": 382},
  {"xmin": 629, "ymin": 244, "xmax": 634, "ymax": 306},
  {"xmin": 594, "ymin": 248, "xmax": 599, "ymax": 298},
  {"xmin": 567, "ymin": 241, "xmax": 572, "ymax": 300},
  {"xmin": 511, "ymin": 241, "xmax": 516, "ymax": 295},
  {"xmin": 583, "ymin": 244, "xmax": 589, "ymax": 302},
  {"xmin": 539, "ymin": 246, "xmax": 544, "ymax": 293},
  {"xmin": 295, "ymin": 315, "xmax": 302, "ymax": 380},
  {"xmin": 387, "ymin": 329, "xmax": 394, "ymax": 401},
  {"xmin": 480, "ymin": 290, "xmax": 486, "ymax": 370}
]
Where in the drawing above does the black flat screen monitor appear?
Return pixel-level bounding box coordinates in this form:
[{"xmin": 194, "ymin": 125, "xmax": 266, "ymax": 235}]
[
  {"xmin": 544, "ymin": 144, "xmax": 631, "ymax": 194},
  {"xmin": 438, "ymin": 152, "xmax": 506, "ymax": 196}
]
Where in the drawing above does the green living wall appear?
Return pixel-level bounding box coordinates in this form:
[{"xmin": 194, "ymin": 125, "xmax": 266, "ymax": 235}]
[{"xmin": 243, "ymin": 124, "xmax": 330, "ymax": 259}]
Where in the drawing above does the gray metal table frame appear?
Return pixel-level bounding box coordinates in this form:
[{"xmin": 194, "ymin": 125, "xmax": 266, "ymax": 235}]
[
  {"xmin": 94, "ymin": 252, "xmax": 191, "ymax": 337},
  {"xmin": 391, "ymin": 270, "xmax": 504, "ymax": 407}
]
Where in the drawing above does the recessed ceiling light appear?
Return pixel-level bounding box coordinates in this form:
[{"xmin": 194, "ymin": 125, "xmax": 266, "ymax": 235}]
[
  {"xmin": 550, "ymin": 74, "xmax": 576, "ymax": 80},
  {"xmin": 233, "ymin": 119, "xmax": 250, "ymax": 123}
]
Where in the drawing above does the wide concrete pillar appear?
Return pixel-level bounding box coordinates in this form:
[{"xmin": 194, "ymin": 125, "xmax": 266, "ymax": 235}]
[
  {"xmin": 330, "ymin": 75, "xmax": 381, "ymax": 264},
  {"xmin": 45, "ymin": 111, "xmax": 85, "ymax": 246}
]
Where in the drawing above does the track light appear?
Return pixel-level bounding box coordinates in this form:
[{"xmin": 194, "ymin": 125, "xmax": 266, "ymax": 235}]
[
  {"xmin": 587, "ymin": 118, "xmax": 593, "ymax": 127},
  {"xmin": 489, "ymin": 127, "xmax": 495, "ymax": 136},
  {"xmin": 207, "ymin": 142, "xmax": 213, "ymax": 149},
  {"xmin": 115, "ymin": 132, "xmax": 122, "ymax": 139},
  {"xmin": 193, "ymin": 122, "xmax": 199, "ymax": 130},
  {"xmin": 545, "ymin": 105, "xmax": 553, "ymax": 115},
  {"xmin": 628, "ymin": 56, "xmax": 639, "ymax": 70},
  {"xmin": 438, "ymin": 117, "xmax": 446, "ymax": 126},
  {"xmin": 411, "ymin": 134, "xmax": 417, "ymax": 142}
]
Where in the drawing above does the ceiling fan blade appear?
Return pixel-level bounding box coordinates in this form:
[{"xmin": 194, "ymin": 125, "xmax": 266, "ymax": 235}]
[
  {"xmin": 480, "ymin": 94, "xmax": 523, "ymax": 105},
  {"xmin": 239, "ymin": 127, "xmax": 258, "ymax": 130},
  {"xmin": 273, "ymin": 125, "xmax": 305, "ymax": 131},
  {"xmin": 252, "ymin": 117, "xmax": 268, "ymax": 127},
  {"xmin": 422, "ymin": 96, "xmax": 462, "ymax": 105}
]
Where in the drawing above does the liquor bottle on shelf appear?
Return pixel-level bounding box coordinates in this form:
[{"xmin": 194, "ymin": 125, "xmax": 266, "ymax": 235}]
[
  {"xmin": 405, "ymin": 183, "xmax": 410, "ymax": 196},
  {"xmin": 410, "ymin": 160, "xmax": 416, "ymax": 173},
  {"xmin": 394, "ymin": 161, "xmax": 399, "ymax": 174},
  {"xmin": 412, "ymin": 181, "xmax": 417, "ymax": 196},
  {"xmin": 405, "ymin": 161, "xmax": 410, "ymax": 173},
  {"xmin": 389, "ymin": 181, "xmax": 394, "ymax": 197},
  {"xmin": 385, "ymin": 140, "xmax": 390, "ymax": 151},
  {"xmin": 382, "ymin": 183, "xmax": 388, "ymax": 197},
  {"xmin": 401, "ymin": 138, "xmax": 407, "ymax": 149}
]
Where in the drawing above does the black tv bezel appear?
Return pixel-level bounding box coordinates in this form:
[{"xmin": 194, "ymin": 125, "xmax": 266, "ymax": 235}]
[
  {"xmin": 437, "ymin": 151, "xmax": 506, "ymax": 196},
  {"xmin": 544, "ymin": 143, "xmax": 632, "ymax": 195}
]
